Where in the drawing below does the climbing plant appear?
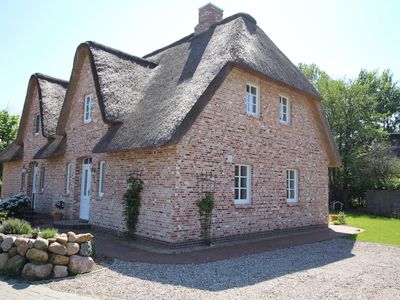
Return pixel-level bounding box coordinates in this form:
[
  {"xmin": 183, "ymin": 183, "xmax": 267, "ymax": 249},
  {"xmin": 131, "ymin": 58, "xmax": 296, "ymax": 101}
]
[
  {"xmin": 197, "ymin": 193, "xmax": 214, "ymax": 245},
  {"xmin": 122, "ymin": 176, "xmax": 143, "ymax": 235}
]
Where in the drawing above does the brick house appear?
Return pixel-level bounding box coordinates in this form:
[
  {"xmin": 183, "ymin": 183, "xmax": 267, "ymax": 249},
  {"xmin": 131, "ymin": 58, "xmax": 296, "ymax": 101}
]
[{"xmin": 0, "ymin": 4, "xmax": 341, "ymax": 244}]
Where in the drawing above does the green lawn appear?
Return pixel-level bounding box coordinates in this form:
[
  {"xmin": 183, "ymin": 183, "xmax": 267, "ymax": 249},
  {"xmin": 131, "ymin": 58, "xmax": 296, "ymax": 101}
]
[{"xmin": 330, "ymin": 211, "xmax": 400, "ymax": 246}]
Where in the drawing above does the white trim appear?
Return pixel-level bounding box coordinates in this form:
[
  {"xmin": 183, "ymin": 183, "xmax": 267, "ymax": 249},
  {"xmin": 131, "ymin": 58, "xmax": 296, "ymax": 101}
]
[
  {"xmin": 98, "ymin": 161, "xmax": 105, "ymax": 197},
  {"xmin": 66, "ymin": 163, "xmax": 72, "ymax": 194},
  {"xmin": 234, "ymin": 164, "xmax": 251, "ymax": 205},
  {"xmin": 84, "ymin": 94, "xmax": 93, "ymax": 124},
  {"xmin": 246, "ymin": 84, "xmax": 260, "ymax": 116},
  {"xmin": 279, "ymin": 95, "xmax": 290, "ymax": 125},
  {"xmin": 287, "ymin": 169, "xmax": 298, "ymax": 203}
]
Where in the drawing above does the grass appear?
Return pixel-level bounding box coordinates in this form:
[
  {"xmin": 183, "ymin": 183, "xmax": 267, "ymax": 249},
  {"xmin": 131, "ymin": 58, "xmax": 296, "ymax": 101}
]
[
  {"xmin": 39, "ymin": 227, "xmax": 58, "ymax": 239},
  {"xmin": 330, "ymin": 210, "xmax": 400, "ymax": 246}
]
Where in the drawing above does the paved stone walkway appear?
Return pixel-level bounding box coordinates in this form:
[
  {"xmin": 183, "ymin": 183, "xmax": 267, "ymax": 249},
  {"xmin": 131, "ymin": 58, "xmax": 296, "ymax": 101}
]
[{"xmin": 0, "ymin": 278, "xmax": 93, "ymax": 300}]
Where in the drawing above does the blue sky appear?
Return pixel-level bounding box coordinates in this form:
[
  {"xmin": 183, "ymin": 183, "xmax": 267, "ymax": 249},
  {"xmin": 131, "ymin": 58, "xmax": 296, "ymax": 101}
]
[{"xmin": 0, "ymin": 0, "xmax": 399, "ymax": 115}]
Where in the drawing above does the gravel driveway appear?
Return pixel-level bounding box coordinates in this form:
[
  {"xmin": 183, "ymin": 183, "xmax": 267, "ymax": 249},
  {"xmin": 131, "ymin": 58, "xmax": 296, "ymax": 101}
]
[{"xmin": 43, "ymin": 239, "xmax": 400, "ymax": 299}]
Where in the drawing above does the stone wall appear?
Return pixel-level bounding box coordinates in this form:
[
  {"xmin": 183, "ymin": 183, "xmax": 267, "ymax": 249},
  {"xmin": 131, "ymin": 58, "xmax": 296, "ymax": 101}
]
[
  {"xmin": 0, "ymin": 231, "xmax": 94, "ymax": 281},
  {"xmin": 366, "ymin": 190, "xmax": 400, "ymax": 217}
]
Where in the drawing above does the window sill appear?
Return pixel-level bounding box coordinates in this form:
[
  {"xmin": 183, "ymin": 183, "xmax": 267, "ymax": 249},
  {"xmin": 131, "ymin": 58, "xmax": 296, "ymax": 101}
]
[
  {"xmin": 287, "ymin": 202, "xmax": 300, "ymax": 207},
  {"xmin": 234, "ymin": 203, "xmax": 254, "ymax": 209},
  {"xmin": 280, "ymin": 121, "xmax": 290, "ymax": 126}
]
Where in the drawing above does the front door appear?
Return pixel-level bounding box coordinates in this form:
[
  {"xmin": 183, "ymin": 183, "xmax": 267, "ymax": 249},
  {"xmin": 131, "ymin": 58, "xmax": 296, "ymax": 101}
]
[
  {"xmin": 80, "ymin": 160, "xmax": 91, "ymax": 220},
  {"xmin": 31, "ymin": 163, "xmax": 39, "ymax": 210}
]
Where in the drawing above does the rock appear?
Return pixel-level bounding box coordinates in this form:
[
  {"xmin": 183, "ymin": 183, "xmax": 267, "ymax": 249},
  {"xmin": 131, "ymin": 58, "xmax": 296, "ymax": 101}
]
[
  {"xmin": 56, "ymin": 234, "xmax": 68, "ymax": 245},
  {"xmin": 15, "ymin": 238, "xmax": 29, "ymax": 256},
  {"xmin": 8, "ymin": 246, "xmax": 18, "ymax": 258},
  {"xmin": 48, "ymin": 242, "xmax": 66, "ymax": 255},
  {"xmin": 75, "ymin": 233, "xmax": 93, "ymax": 244},
  {"xmin": 1, "ymin": 236, "xmax": 16, "ymax": 252},
  {"xmin": 48, "ymin": 238, "xmax": 57, "ymax": 244},
  {"xmin": 26, "ymin": 248, "xmax": 48, "ymax": 263},
  {"xmin": 68, "ymin": 255, "xmax": 94, "ymax": 274},
  {"xmin": 65, "ymin": 242, "xmax": 80, "ymax": 256},
  {"xmin": 0, "ymin": 253, "xmax": 9, "ymax": 270},
  {"xmin": 51, "ymin": 254, "xmax": 69, "ymax": 265},
  {"xmin": 67, "ymin": 232, "xmax": 77, "ymax": 243},
  {"xmin": 0, "ymin": 233, "xmax": 5, "ymax": 243},
  {"xmin": 34, "ymin": 237, "xmax": 49, "ymax": 250},
  {"xmin": 53, "ymin": 265, "xmax": 68, "ymax": 278},
  {"xmin": 79, "ymin": 241, "xmax": 92, "ymax": 257},
  {"xmin": 4, "ymin": 255, "xmax": 26, "ymax": 276},
  {"xmin": 22, "ymin": 263, "xmax": 53, "ymax": 281},
  {"xmin": 28, "ymin": 239, "xmax": 34, "ymax": 249}
]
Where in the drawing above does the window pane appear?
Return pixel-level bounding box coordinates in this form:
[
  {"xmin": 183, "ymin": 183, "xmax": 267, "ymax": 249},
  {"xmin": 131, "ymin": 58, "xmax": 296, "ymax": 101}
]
[
  {"xmin": 84, "ymin": 169, "xmax": 88, "ymax": 196},
  {"xmin": 241, "ymin": 177, "xmax": 247, "ymax": 188},
  {"xmin": 246, "ymin": 85, "xmax": 250, "ymax": 93},
  {"xmin": 101, "ymin": 163, "xmax": 105, "ymax": 193},
  {"xmin": 235, "ymin": 166, "xmax": 239, "ymax": 176},
  {"xmin": 289, "ymin": 190, "xmax": 295, "ymax": 199},
  {"xmin": 235, "ymin": 177, "xmax": 239, "ymax": 188},
  {"xmin": 251, "ymin": 86, "xmax": 256, "ymax": 95},
  {"xmin": 240, "ymin": 188, "xmax": 247, "ymax": 200},
  {"xmin": 241, "ymin": 166, "xmax": 247, "ymax": 176},
  {"xmin": 235, "ymin": 189, "xmax": 239, "ymax": 200}
]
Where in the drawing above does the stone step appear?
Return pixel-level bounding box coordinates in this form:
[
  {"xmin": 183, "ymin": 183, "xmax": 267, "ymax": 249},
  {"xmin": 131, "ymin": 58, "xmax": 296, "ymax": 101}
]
[{"xmin": 53, "ymin": 220, "xmax": 92, "ymax": 230}]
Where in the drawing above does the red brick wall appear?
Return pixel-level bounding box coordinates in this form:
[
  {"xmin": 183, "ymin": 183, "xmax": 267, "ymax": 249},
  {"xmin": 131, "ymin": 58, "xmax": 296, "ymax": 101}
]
[
  {"xmin": 172, "ymin": 67, "xmax": 329, "ymax": 242},
  {"xmin": 1, "ymin": 161, "xmax": 22, "ymax": 198}
]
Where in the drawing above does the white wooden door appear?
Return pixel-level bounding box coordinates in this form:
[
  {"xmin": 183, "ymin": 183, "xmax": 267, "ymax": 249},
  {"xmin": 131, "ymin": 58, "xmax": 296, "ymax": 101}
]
[
  {"xmin": 80, "ymin": 163, "xmax": 91, "ymax": 220},
  {"xmin": 31, "ymin": 163, "xmax": 39, "ymax": 209}
]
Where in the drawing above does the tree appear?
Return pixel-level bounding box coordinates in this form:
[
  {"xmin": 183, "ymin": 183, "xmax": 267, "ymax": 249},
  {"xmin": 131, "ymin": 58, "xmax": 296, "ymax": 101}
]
[{"xmin": 0, "ymin": 109, "xmax": 19, "ymax": 152}]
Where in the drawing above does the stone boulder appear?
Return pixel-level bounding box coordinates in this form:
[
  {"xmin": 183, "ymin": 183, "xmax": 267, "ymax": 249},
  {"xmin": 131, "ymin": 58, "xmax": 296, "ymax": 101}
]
[
  {"xmin": 48, "ymin": 242, "xmax": 66, "ymax": 255},
  {"xmin": 79, "ymin": 242, "xmax": 92, "ymax": 257},
  {"xmin": 66, "ymin": 242, "xmax": 80, "ymax": 256},
  {"xmin": 8, "ymin": 246, "xmax": 18, "ymax": 258},
  {"xmin": 76, "ymin": 233, "xmax": 93, "ymax": 244},
  {"xmin": 28, "ymin": 239, "xmax": 34, "ymax": 249},
  {"xmin": 26, "ymin": 248, "xmax": 48, "ymax": 263},
  {"xmin": 15, "ymin": 238, "xmax": 29, "ymax": 256},
  {"xmin": 0, "ymin": 252, "xmax": 9, "ymax": 270},
  {"xmin": 56, "ymin": 234, "xmax": 68, "ymax": 245},
  {"xmin": 33, "ymin": 238, "xmax": 49, "ymax": 250},
  {"xmin": 0, "ymin": 233, "xmax": 5, "ymax": 243},
  {"xmin": 22, "ymin": 263, "xmax": 53, "ymax": 281},
  {"xmin": 4, "ymin": 255, "xmax": 26, "ymax": 276},
  {"xmin": 68, "ymin": 255, "xmax": 94, "ymax": 274},
  {"xmin": 51, "ymin": 254, "xmax": 69, "ymax": 265},
  {"xmin": 1, "ymin": 236, "xmax": 16, "ymax": 252},
  {"xmin": 67, "ymin": 232, "xmax": 77, "ymax": 243},
  {"xmin": 53, "ymin": 265, "xmax": 68, "ymax": 278}
]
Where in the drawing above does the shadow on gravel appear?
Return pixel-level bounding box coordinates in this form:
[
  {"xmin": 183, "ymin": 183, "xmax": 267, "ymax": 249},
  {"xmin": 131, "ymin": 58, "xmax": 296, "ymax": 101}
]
[{"xmin": 104, "ymin": 238, "xmax": 356, "ymax": 291}]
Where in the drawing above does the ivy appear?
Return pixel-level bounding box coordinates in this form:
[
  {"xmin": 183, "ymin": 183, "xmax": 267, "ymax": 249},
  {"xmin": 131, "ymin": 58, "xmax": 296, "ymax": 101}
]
[
  {"xmin": 122, "ymin": 176, "xmax": 143, "ymax": 235},
  {"xmin": 197, "ymin": 193, "xmax": 214, "ymax": 245}
]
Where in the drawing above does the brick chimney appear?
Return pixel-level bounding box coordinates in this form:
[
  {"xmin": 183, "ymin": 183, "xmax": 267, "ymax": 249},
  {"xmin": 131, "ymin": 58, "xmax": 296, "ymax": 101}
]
[{"xmin": 194, "ymin": 3, "xmax": 223, "ymax": 34}]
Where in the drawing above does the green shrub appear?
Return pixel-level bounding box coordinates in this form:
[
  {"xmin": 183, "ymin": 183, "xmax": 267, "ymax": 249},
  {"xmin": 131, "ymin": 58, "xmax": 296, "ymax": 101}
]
[
  {"xmin": 0, "ymin": 211, "xmax": 7, "ymax": 223},
  {"xmin": 122, "ymin": 176, "xmax": 143, "ymax": 235},
  {"xmin": 338, "ymin": 211, "xmax": 346, "ymax": 225},
  {"xmin": 39, "ymin": 228, "xmax": 58, "ymax": 239},
  {"xmin": 0, "ymin": 218, "xmax": 32, "ymax": 234},
  {"xmin": 0, "ymin": 193, "xmax": 31, "ymax": 218}
]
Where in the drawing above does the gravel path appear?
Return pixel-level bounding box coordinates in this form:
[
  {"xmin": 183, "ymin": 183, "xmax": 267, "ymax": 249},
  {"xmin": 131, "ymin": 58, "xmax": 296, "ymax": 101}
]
[{"xmin": 43, "ymin": 239, "xmax": 400, "ymax": 299}]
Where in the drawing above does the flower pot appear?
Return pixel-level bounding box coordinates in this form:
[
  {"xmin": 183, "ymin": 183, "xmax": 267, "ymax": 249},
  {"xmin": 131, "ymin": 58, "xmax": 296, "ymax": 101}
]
[
  {"xmin": 53, "ymin": 213, "xmax": 63, "ymax": 221},
  {"xmin": 331, "ymin": 215, "xmax": 338, "ymax": 221}
]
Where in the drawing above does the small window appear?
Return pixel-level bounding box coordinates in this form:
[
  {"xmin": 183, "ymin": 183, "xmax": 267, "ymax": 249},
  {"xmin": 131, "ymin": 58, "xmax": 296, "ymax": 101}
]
[
  {"xmin": 98, "ymin": 161, "xmax": 105, "ymax": 197},
  {"xmin": 279, "ymin": 96, "xmax": 290, "ymax": 124},
  {"xmin": 287, "ymin": 169, "xmax": 298, "ymax": 203},
  {"xmin": 246, "ymin": 84, "xmax": 259, "ymax": 116},
  {"xmin": 40, "ymin": 165, "xmax": 45, "ymax": 192},
  {"xmin": 66, "ymin": 163, "xmax": 72, "ymax": 194},
  {"xmin": 234, "ymin": 164, "xmax": 251, "ymax": 204},
  {"xmin": 34, "ymin": 114, "xmax": 40, "ymax": 135},
  {"xmin": 84, "ymin": 95, "xmax": 93, "ymax": 123}
]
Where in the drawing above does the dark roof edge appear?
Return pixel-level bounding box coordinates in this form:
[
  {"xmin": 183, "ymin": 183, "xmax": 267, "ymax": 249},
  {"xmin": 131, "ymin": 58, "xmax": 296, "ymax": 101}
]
[
  {"xmin": 143, "ymin": 13, "xmax": 256, "ymax": 59},
  {"xmin": 34, "ymin": 73, "xmax": 68, "ymax": 87},
  {"xmin": 0, "ymin": 142, "xmax": 23, "ymax": 163},
  {"xmin": 87, "ymin": 41, "xmax": 158, "ymax": 68}
]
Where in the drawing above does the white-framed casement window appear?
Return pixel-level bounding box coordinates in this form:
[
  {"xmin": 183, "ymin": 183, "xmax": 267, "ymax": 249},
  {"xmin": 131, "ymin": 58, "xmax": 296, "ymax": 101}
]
[
  {"xmin": 34, "ymin": 114, "xmax": 40, "ymax": 135},
  {"xmin": 40, "ymin": 165, "xmax": 45, "ymax": 192},
  {"xmin": 279, "ymin": 96, "xmax": 290, "ymax": 125},
  {"xmin": 246, "ymin": 84, "xmax": 260, "ymax": 116},
  {"xmin": 234, "ymin": 164, "xmax": 251, "ymax": 204},
  {"xmin": 287, "ymin": 169, "xmax": 298, "ymax": 203},
  {"xmin": 84, "ymin": 95, "xmax": 93, "ymax": 123},
  {"xmin": 98, "ymin": 161, "xmax": 105, "ymax": 197},
  {"xmin": 66, "ymin": 163, "xmax": 72, "ymax": 194}
]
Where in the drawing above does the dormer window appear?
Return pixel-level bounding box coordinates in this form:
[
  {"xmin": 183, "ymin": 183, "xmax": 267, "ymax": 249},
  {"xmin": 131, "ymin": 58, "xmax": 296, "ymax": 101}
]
[
  {"xmin": 84, "ymin": 95, "xmax": 93, "ymax": 123},
  {"xmin": 34, "ymin": 114, "xmax": 40, "ymax": 135},
  {"xmin": 246, "ymin": 84, "xmax": 259, "ymax": 116}
]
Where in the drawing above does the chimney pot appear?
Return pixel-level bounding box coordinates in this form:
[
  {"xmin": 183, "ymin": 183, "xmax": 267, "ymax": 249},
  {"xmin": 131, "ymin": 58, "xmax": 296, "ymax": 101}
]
[{"xmin": 194, "ymin": 3, "xmax": 223, "ymax": 34}]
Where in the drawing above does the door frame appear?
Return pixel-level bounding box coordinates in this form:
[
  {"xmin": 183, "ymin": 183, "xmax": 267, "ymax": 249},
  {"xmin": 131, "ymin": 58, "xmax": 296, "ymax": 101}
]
[
  {"xmin": 31, "ymin": 162, "xmax": 39, "ymax": 210},
  {"xmin": 79, "ymin": 158, "xmax": 92, "ymax": 220}
]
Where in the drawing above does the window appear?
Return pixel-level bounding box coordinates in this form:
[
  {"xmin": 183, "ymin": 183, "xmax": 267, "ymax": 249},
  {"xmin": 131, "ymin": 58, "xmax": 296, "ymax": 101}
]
[
  {"xmin": 66, "ymin": 163, "xmax": 72, "ymax": 194},
  {"xmin": 40, "ymin": 165, "xmax": 45, "ymax": 192},
  {"xmin": 279, "ymin": 96, "xmax": 290, "ymax": 124},
  {"xmin": 84, "ymin": 95, "xmax": 93, "ymax": 123},
  {"xmin": 287, "ymin": 169, "xmax": 298, "ymax": 203},
  {"xmin": 234, "ymin": 164, "xmax": 251, "ymax": 204},
  {"xmin": 246, "ymin": 84, "xmax": 259, "ymax": 116},
  {"xmin": 34, "ymin": 114, "xmax": 40, "ymax": 135},
  {"xmin": 98, "ymin": 161, "xmax": 105, "ymax": 197}
]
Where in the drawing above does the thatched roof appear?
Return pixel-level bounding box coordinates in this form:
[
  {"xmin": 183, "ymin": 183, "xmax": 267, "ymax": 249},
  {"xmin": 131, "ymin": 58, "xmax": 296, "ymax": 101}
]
[
  {"xmin": 0, "ymin": 142, "xmax": 23, "ymax": 163},
  {"xmin": 33, "ymin": 135, "xmax": 66, "ymax": 159}
]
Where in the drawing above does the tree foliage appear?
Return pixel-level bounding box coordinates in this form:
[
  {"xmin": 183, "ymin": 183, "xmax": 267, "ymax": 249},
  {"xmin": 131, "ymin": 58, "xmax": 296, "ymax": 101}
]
[{"xmin": 0, "ymin": 109, "xmax": 19, "ymax": 151}]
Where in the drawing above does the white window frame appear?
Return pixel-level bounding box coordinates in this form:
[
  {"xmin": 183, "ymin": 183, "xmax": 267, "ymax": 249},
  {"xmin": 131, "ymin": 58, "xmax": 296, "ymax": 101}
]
[
  {"xmin": 246, "ymin": 84, "xmax": 260, "ymax": 116},
  {"xmin": 34, "ymin": 114, "xmax": 40, "ymax": 135},
  {"xmin": 234, "ymin": 164, "xmax": 251, "ymax": 205},
  {"xmin": 279, "ymin": 95, "xmax": 290, "ymax": 125},
  {"xmin": 287, "ymin": 169, "xmax": 298, "ymax": 203},
  {"xmin": 66, "ymin": 163, "xmax": 72, "ymax": 194},
  {"xmin": 98, "ymin": 161, "xmax": 105, "ymax": 197},
  {"xmin": 84, "ymin": 95, "xmax": 93, "ymax": 124}
]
